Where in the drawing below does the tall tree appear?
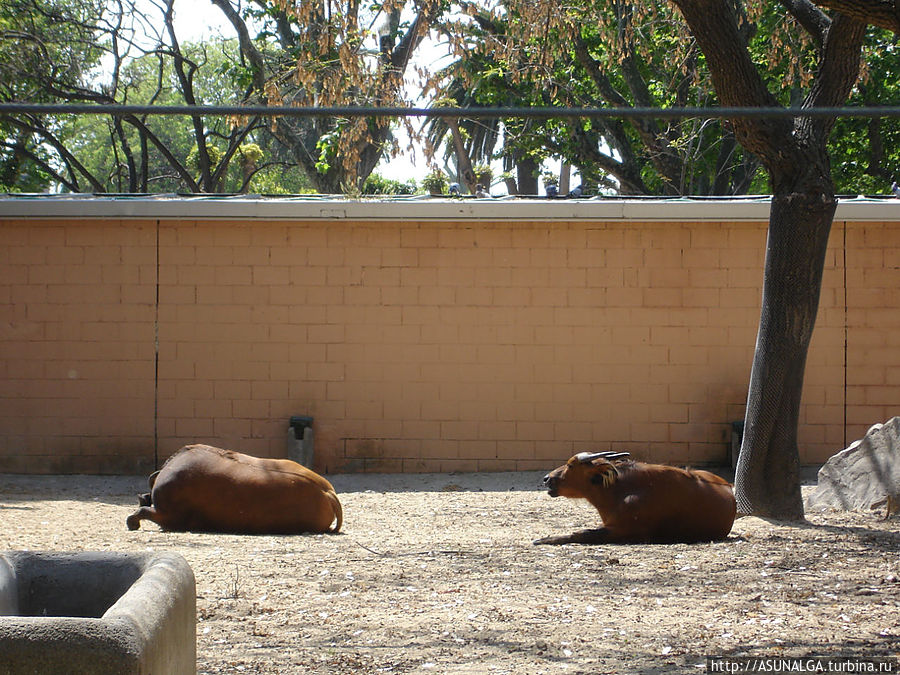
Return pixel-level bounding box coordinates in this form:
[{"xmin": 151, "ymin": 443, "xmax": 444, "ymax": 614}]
[
  {"xmin": 432, "ymin": 0, "xmax": 766, "ymax": 195},
  {"xmin": 0, "ymin": 0, "xmax": 107, "ymax": 191},
  {"xmin": 71, "ymin": 38, "xmax": 308, "ymax": 194},
  {"xmin": 2, "ymin": 0, "xmax": 444, "ymax": 194},
  {"xmin": 0, "ymin": 0, "xmax": 279, "ymax": 193},
  {"xmin": 556, "ymin": 0, "xmax": 762, "ymax": 195},
  {"xmin": 425, "ymin": 8, "xmax": 550, "ymax": 195},
  {"xmin": 666, "ymin": 0, "xmax": 891, "ymax": 518},
  {"xmin": 434, "ymin": 0, "xmax": 894, "ymax": 197},
  {"xmin": 211, "ymin": 0, "xmax": 443, "ymax": 193},
  {"xmin": 490, "ymin": 0, "xmax": 893, "ymax": 517}
]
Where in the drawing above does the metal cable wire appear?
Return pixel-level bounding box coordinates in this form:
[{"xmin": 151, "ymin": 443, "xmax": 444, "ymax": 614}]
[{"xmin": 2, "ymin": 102, "xmax": 900, "ymax": 119}]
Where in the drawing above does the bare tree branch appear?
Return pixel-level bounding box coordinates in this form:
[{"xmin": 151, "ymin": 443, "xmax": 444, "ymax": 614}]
[
  {"xmin": 163, "ymin": 0, "xmax": 213, "ymax": 191},
  {"xmin": 211, "ymin": 0, "xmax": 267, "ymax": 94},
  {"xmin": 7, "ymin": 116, "xmax": 106, "ymax": 191},
  {"xmin": 812, "ymin": 0, "xmax": 900, "ymax": 33},
  {"xmin": 800, "ymin": 12, "xmax": 867, "ymax": 140},
  {"xmin": 669, "ymin": 0, "xmax": 795, "ymax": 170},
  {"xmin": 0, "ymin": 138, "xmax": 80, "ymax": 192},
  {"xmin": 209, "ymin": 117, "xmax": 263, "ymax": 188},
  {"xmin": 778, "ymin": 0, "xmax": 831, "ymax": 45},
  {"xmin": 121, "ymin": 114, "xmax": 200, "ymax": 191}
]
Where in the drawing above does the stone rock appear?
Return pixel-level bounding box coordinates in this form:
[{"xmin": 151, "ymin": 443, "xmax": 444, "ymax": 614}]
[{"xmin": 806, "ymin": 417, "xmax": 900, "ymax": 513}]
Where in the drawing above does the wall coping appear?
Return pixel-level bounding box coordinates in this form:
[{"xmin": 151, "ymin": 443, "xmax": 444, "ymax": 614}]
[{"xmin": 1, "ymin": 194, "xmax": 898, "ymax": 221}]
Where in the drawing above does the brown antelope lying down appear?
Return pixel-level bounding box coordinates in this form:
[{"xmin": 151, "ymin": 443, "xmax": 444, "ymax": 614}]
[
  {"xmin": 534, "ymin": 452, "xmax": 736, "ymax": 545},
  {"xmin": 126, "ymin": 444, "xmax": 342, "ymax": 535}
]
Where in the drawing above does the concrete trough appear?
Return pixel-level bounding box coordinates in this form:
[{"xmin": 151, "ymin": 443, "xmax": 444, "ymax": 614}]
[{"xmin": 0, "ymin": 551, "xmax": 196, "ymax": 675}]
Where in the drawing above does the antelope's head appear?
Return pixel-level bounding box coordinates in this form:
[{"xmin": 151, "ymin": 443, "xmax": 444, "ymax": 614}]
[{"xmin": 542, "ymin": 451, "xmax": 631, "ymax": 498}]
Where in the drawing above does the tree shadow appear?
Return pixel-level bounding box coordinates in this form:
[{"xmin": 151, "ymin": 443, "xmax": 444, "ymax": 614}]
[
  {"xmin": 716, "ymin": 634, "xmax": 899, "ymax": 659},
  {"xmin": 741, "ymin": 515, "xmax": 900, "ymax": 552}
]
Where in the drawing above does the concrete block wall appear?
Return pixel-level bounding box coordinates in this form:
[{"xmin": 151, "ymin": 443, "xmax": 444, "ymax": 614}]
[
  {"xmin": 0, "ymin": 202, "xmax": 897, "ymax": 474},
  {"xmin": 0, "ymin": 220, "xmax": 157, "ymax": 473},
  {"xmin": 155, "ymin": 218, "xmax": 770, "ymax": 473},
  {"xmin": 845, "ymin": 222, "xmax": 900, "ymax": 430}
]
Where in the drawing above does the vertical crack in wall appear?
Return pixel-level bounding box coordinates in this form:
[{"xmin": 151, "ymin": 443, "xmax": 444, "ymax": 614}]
[
  {"xmin": 154, "ymin": 219, "xmax": 160, "ymax": 470},
  {"xmin": 842, "ymin": 221, "xmax": 848, "ymax": 450}
]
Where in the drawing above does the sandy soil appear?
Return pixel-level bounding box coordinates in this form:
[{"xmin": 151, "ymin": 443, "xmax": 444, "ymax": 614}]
[{"xmin": 1, "ymin": 470, "xmax": 898, "ymax": 674}]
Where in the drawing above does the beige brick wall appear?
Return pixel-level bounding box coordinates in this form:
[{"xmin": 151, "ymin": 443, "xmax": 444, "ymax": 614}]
[
  {"xmin": 1, "ymin": 210, "xmax": 897, "ymax": 474},
  {"xmin": 0, "ymin": 219, "xmax": 157, "ymax": 473}
]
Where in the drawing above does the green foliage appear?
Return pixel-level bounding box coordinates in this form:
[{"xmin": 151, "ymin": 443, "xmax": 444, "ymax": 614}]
[
  {"xmin": 4, "ymin": 0, "xmax": 897, "ymax": 197},
  {"xmin": 362, "ymin": 173, "xmax": 418, "ymax": 195},
  {"xmin": 247, "ymin": 168, "xmax": 316, "ymax": 195},
  {"xmin": 188, "ymin": 143, "xmax": 225, "ymax": 173},
  {"xmin": 432, "ymin": 0, "xmax": 749, "ymax": 195},
  {"xmin": 0, "ymin": 0, "xmax": 107, "ymax": 191},
  {"xmin": 828, "ymin": 34, "xmax": 900, "ymax": 195},
  {"xmin": 3, "ymin": 18, "xmax": 316, "ymax": 194},
  {"xmin": 315, "ymin": 128, "xmax": 341, "ymax": 176},
  {"xmin": 239, "ymin": 144, "xmax": 264, "ymax": 165},
  {"xmin": 431, "ymin": 0, "xmax": 892, "ymax": 196},
  {"xmin": 422, "ymin": 168, "xmax": 449, "ymax": 194}
]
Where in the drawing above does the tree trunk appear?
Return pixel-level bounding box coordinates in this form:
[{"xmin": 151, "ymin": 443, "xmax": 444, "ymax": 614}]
[
  {"xmin": 735, "ymin": 181, "xmax": 836, "ymax": 519},
  {"xmin": 668, "ymin": 0, "xmax": 866, "ymax": 519},
  {"xmin": 447, "ymin": 118, "xmax": 478, "ymax": 192},
  {"xmin": 516, "ymin": 155, "xmax": 539, "ymax": 196},
  {"xmin": 559, "ymin": 163, "xmax": 571, "ymax": 195}
]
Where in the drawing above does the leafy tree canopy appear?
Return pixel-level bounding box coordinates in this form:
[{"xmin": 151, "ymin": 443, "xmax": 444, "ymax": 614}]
[
  {"xmin": 1, "ymin": 0, "xmax": 897, "ymax": 195},
  {"xmin": 424, "ymin": 0, "xmax": 897, "ymax": 196}
]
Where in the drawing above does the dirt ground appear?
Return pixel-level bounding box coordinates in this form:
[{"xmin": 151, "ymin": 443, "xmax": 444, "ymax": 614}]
[{"xmin": 1, "ymin": 470, "xmax": 898, "ymax": 674}]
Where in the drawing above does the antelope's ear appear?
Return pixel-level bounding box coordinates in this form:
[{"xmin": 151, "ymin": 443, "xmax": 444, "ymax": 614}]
[{"xmin": 589, "ymin": 462, "xmax": 618, "ymax": 488}]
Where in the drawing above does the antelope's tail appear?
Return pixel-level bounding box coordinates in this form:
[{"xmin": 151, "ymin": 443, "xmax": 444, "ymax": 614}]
[{"xmin": 327, "ymin": 490, "xmax": 343, "ymax": 533}]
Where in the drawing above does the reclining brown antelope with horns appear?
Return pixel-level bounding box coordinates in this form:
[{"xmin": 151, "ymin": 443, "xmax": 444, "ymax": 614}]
[{"xmin": 534, "ymin": 452, "xmax": 736, "ymax": 545}]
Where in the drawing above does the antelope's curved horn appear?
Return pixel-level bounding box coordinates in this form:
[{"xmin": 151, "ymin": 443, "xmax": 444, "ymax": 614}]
[
  {"xmin": 597, "ymin": 451, "xmax": 631, "ymax": 460},
  {"xmin": 575, "ymin": 450, "xmax": 631, "ymax": 463}
]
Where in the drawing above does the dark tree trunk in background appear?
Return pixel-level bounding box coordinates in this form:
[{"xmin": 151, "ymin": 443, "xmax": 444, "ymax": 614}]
[
  {"xmin": 670, "ymin": 0, "xmax": 867, "ymax": 518},
  {"xmin": 516, "ymin": 154, "xmax": 540, "ymax": 196}
]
